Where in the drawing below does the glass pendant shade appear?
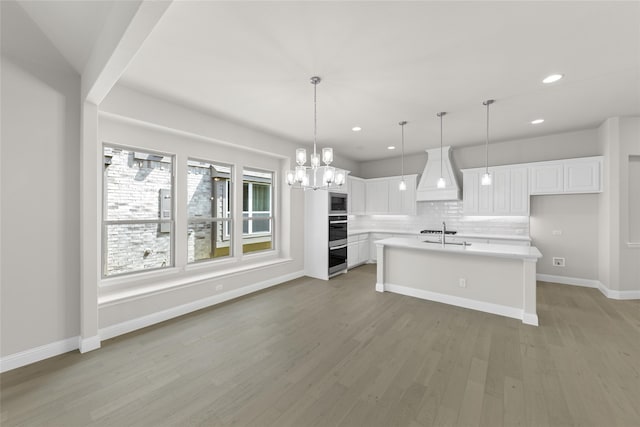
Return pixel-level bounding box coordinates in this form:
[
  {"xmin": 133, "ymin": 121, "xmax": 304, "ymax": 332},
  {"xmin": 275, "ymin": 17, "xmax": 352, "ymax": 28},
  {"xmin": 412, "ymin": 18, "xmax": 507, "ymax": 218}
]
[
  {"xmin": 295, "ymin": 166, "xmax": 306, "ymax": 183},
  {"xmin": 323, "ymin": 166, "xmax": 335, "ymax": 184},
  {"xmin": 296, "ymin": 148, "xmax": 307, "ymax": 165},
  {"xmin": 322, "ymin": 147, "xmax": 333, "ymax": 165},
  {"xmin": 399, "ymin": 180, "xmax": 407, "ymax": 191},
  {"xmin": 301, "ymin": 173, "xmax": 309, "ymax": 187},
  {"xmin": 335, "ymin": 169, "xmax": 346, "ymax": 186},
  {"xmin": 286, "ymin": 170, "xmax": 295, "ymax": 185},
  {"xmin": 310, "ymin": 153, "xmax": 320, "ymax": 168},
  {"xmin": 437, "ymin": 177, "xmax": 446, "ymax": 189},
  {"xmin": 481, "ymin": 172, "xmax": 492, "ymax": 186}
]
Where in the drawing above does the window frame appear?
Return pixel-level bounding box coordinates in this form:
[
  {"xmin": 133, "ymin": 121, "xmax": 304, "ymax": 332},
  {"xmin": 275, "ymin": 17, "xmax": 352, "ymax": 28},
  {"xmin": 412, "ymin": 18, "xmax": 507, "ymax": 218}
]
[{"xmin": 101, "ymin": 143, "xmax": 176, "ymax": 279}]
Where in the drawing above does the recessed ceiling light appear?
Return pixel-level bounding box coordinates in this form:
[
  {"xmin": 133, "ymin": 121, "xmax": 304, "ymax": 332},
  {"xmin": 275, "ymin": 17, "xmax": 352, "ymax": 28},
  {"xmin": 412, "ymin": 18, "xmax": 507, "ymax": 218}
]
[
  {"xmin": 542, "ymin": 74, "xmax": 564, "ymax": 84},
  {"xmin": 387, "ymin": 146, "xmax": 396, "ymax": 150},
  {"xmin": 352, "ymin": 126, "xmax": 362, "ymax": 132},
  {"xmin": 531, "ymin": 119, "xmax": 545, "ymax": 124}
]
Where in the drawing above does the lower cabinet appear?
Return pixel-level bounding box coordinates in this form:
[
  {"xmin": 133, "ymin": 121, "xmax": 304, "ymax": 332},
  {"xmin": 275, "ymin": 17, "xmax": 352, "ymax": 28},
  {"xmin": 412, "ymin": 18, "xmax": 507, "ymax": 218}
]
[{"xmin": 348, "ymin": 234, "xmax": 371, "ymax": 268}]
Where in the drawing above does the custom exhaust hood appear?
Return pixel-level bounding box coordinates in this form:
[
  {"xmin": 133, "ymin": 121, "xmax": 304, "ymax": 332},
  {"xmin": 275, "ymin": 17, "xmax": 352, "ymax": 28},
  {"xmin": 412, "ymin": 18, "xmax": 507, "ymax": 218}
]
[{"xmin": 416, "ymin": 146, "xmax": 461, "ymax": 201}]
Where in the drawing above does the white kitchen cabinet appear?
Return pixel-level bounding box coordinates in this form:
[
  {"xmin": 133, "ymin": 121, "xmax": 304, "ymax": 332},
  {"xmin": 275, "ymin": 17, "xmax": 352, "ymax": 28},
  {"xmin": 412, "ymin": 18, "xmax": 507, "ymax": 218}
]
[
  {"xmin": 478, "ymin": 174, "xmax": 495, "ymax": 214},
  {"xmin": 358, "ymin": 238, "xmax": 370, "ymax": 264},
  {"xmin": 365, "ymin": 180, "xmax": 389, "ymax": 214},
  {"xmin": 564, "ymin": 157, "xmax": 602, "ymax": 193},
  {"xmin": 348, "ymin": 176, "xmax": 366, "ymax": 215},
  {"xmin": 388, "ymin": 175, "xmax": 417, "ymax": 215},
  {"xmin": 364, "ymin": 175, "xmax": 417, "ymax": 215},
  {"xmin": 529, "ymin": 157, "xmax": 602, "ymax": 194},
  {"xmin": 347, "ymin": 241, "xmax": 358, "ymax": 268},
  {"xmin": 463, "ymin": 166, "xmax": 528, "ymax": 216},
  {"xmin": 492, "ymin": 169, "xmax": 510, "ymax": 215},
  {"xmin": 529, "ymin": 162, "xmax": 564, "ymax": 194},
  {"xmin": 510, "ymin": 167, "xmax": 529, "ymax": 215},
  {"xmin": 348, "ymin": 233, "xmax": 370, "ymax": 268}
]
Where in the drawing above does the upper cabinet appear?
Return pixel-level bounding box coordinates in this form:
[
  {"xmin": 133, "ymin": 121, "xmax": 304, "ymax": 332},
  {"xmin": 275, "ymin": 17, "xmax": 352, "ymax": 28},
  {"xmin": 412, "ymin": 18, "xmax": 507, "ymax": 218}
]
[
  {"xmin": 364, "ymin": 174, "xmax": 417, "ymax": 215},
  {"xmin": 529, "ymin": 162, "xmax": 564, "ymax": 194},
  {"xmin": 462, "ymin": 165, "xmax": 528, "ymax": 216},
  {"xmin": 348, "ymin": 176, "xmax": 366, "ymax": 215},
  {"xmin": 530, "ymin": 156, "xmax": 602, "ymax": 195},
  {"xmin": 463, "ymin": 156, "xmax": 602, "ymax": 216},
  {"xmin": 563, "ymin": 157, "xmax": 602, "ymax": 193}
]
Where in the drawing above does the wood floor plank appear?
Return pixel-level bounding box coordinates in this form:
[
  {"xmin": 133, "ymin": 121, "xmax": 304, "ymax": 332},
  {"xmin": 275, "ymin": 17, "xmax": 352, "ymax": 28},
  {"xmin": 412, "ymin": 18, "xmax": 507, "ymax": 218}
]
[{"xmin": 1, "ymin": 264, "xmax": 639, "ymax": 426}]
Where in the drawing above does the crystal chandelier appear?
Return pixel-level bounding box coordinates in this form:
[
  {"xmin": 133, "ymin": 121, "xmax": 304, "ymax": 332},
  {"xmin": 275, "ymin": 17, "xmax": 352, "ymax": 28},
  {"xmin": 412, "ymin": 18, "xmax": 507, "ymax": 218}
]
[{"xmin": 286, "ymin": 76, "xmax": 346, "ymax": 190}]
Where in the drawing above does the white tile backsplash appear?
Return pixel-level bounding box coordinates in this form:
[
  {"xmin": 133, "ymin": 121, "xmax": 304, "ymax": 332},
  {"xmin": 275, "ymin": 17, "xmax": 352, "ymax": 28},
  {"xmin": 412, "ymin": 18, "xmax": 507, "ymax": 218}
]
[{"xmin": 349, "ymin": 200, "xmax": 529, "ymax": 236}]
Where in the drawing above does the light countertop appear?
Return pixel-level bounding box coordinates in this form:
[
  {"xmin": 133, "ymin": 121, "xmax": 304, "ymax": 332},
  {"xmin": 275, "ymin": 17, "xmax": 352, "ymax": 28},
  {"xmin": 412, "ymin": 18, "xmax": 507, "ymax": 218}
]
[
  {"xmin": 374, "ymin": 237, "xmax": 542, "ymax": 261},
  {"xmin": 348, "ymin": 229, "xmax": 531, "ymax": 242}
]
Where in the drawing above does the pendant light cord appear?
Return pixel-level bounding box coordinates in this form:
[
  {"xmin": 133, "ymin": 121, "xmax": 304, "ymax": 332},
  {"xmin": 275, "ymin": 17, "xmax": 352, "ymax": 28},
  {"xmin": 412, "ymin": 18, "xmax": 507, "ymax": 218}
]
[
  {"xmin": 483, "ymin": 99, "xmax": 494, "ymax": 175},
  {"xmin": 313, "ymin": 78, "xmax": 318, "ymax": 157},
  {"xmin": 399, "ymin": 121, "xmax": 407, "ymax": 180},
  {"xmin": 401, "ymin": 124, "xmax": 404, "ymax": 179},
  {"xmin": 485, "ymin": 102, "xmax": 489, "ymax": 174}
]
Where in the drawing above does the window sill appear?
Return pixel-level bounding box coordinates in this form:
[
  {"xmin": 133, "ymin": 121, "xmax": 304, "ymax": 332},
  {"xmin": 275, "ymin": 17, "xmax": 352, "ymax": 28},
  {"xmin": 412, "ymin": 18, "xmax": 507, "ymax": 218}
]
[{"xmin": 98, "ymin": 255, "xmax": 293, "ymax": 306}]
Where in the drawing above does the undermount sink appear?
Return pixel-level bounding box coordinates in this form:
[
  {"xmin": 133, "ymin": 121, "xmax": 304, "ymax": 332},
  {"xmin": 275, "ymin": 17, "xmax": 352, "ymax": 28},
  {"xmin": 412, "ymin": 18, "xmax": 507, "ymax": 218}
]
[{"xmin": 422, "ymin": 239, "xmax": 472, "ymax": 247}]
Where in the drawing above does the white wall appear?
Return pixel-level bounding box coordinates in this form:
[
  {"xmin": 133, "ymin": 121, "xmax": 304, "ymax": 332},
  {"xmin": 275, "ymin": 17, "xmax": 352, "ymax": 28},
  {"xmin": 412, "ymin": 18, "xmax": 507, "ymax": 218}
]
[
  {"xmin": 1, "ymin": 1, "xmax": 81, "ymax": 356},
  {"xmin": 598, "ymin": 117, "xmax": 640, "ymax": 292},
  {"xmin": 530, "ymin": 194, "xmax": 599, "ymax": 280},
  {"xmin": 357, "ymin": 128, "xmax": 599, "ymax": 179}
]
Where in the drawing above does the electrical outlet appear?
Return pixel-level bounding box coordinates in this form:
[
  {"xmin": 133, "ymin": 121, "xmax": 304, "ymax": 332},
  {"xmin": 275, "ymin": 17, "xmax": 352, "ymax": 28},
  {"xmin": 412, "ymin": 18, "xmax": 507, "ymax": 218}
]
[
  {"xmin": 552, "ymin": 257, "xmax": 565, "ymax": 267},
  {"xmin": 216, "ymin": 284, "xmax": 223, "ymax": 291},
  {"xmin": 459, "ymin": 278, "xmax": 467, "ymax": 288},
  {"xmin": 552, "ymin": 230, "xmax": 562, "ymax": 236}
]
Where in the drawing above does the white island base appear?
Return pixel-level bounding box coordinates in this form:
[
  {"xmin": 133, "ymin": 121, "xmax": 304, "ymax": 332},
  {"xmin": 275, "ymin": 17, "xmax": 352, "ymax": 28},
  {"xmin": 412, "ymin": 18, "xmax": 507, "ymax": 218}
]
[{"xmin": 375, "ymin": 238, "xmax": 542, "ymax": 326}]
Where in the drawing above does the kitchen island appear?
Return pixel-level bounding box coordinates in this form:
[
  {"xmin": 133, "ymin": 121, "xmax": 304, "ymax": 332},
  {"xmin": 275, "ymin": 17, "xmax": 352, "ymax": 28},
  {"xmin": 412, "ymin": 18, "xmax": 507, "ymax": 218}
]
[{"xmin": 375, "ymin": 237, "xmax": 542, "ymax": 325}]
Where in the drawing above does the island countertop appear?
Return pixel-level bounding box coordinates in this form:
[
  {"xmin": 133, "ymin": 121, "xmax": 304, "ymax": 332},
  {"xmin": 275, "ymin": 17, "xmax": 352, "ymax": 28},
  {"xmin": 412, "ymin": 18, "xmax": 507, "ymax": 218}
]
[{"xmin": 375, "ymin": 237, "xmax": 542, "ymax": 261}]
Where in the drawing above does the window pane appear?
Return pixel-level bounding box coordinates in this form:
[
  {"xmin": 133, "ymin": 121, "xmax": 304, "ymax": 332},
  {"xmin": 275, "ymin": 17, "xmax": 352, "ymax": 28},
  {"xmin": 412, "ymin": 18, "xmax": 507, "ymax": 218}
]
[
  {"xmin": 252, "ymin": 184, "xmax": 270, "ymax": 211},
  {"xmin": 242, "ymin": 168, "xmax": 274, "ymax": 254},
  {"xmin": 188, "ymin": 220, "xmax": 231, "ymax": 263},
  {"xmin": 242, "ymin": 219, "xmax": 273, "ymax": 254},
  {"xmin": 243, "ymin": 182, "xmax": 249, "ymax": 211},
  {"xmin": 104, "ymin": 223, "xmax": 172, "ymax": 276},
  {"xmin": 187, "ymin": 160, "xmax": 231, "ymax": 219},
  {"xmin": 104, "ymin": 147, "xmax": 173, "ymax": 221}
]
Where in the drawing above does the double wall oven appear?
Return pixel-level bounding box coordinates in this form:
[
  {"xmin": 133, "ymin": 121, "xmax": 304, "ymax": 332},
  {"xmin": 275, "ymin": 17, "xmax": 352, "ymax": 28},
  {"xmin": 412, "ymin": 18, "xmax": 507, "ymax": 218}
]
[{"xmin": 328, "ymin": 192, "xmax": 348, "ymax": 276}]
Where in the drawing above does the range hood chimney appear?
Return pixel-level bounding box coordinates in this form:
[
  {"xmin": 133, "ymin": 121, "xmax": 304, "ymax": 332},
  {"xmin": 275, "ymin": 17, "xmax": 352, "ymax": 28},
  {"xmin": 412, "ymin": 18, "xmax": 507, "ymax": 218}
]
[{"xmin": 416, "ymin": 146, "xmax": 461, "ymax": 201}]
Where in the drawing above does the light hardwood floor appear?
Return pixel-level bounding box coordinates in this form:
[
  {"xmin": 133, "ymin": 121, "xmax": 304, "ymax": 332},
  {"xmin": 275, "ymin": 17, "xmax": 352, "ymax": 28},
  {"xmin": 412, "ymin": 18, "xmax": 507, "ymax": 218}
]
[{"xmin": 2, "ymin": 264, "xmax": 639, "ymax": 426}]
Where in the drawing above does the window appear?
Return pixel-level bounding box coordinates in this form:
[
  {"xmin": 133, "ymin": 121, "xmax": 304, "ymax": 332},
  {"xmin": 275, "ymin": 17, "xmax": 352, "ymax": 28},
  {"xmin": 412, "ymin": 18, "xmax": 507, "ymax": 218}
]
[
  {"xmin": 243, "ymin": 169, "xmax": 273, "ymax": 254},
  {"xmin": 103, "ymin": 146, "xmax": 174, "ymax": 277},
  {"xmin": 187, "ymin": 160, "xmax": 233, "ymax": 263}
]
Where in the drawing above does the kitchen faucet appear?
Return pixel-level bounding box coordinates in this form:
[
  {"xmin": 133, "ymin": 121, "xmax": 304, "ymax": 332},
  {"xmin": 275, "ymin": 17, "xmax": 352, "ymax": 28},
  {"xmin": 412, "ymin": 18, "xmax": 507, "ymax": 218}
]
[{"xmin": 441, "ymin": 221, "xmax": 446, "ymax": 247}]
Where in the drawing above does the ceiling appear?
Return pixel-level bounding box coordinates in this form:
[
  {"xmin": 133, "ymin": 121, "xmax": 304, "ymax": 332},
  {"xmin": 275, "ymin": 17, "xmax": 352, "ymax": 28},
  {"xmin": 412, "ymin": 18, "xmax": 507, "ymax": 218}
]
[
  {"xmin": 19, "ymin": 1, "xmax": 640, "ymax": 162},
  {"xmin": 17, "ymin": 0, "xmax": 115, "ymax": 74}
]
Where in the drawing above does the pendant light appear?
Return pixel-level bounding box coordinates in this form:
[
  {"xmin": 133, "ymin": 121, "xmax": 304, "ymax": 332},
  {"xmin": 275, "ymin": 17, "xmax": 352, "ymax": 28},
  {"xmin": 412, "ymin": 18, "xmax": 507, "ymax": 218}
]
[
  {"xmin": 287, "ymin": 76, "xmax": 345, "ymax": 191},
  {"xmin": 436, "ymin": 112, "xmax": 447, "ymax": 189},
  {"xmin": 398, "ymin": 121, "xmax": 407, "ymax": 191},
  {"xmin": 481, "ymin": 99, "xmax": 495, "ymax": 186}
]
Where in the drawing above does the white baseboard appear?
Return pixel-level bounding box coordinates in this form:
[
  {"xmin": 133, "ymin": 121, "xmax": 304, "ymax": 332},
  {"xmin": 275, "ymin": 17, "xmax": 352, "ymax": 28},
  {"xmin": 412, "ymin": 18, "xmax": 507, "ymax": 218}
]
[
  {"xmin": 384, "ymin": 283, "xmax": 529, "ymax": 324},
  {"xmin": 79, "ymin": 335, "xmax": 101, "ymax": 353},
  {"xmin": 375, "ymin": 282, "xmax": 384, "ymax": 292},
  {"xmin": 100, "ymin": 270, "xmax": 305, "ymax": 341},
  {"xmin": 0, "ymin": 336, "xmax": 79, "ymax": 373},
  {"xmin": 598, "ymin": 285, "xmax": 640, "ymax": 300},
  {"xmin": 536, "ymin": 274, "xmax": 640, "ymax": 300},
  {"xmin": 536, "ymin": 274, "xmax": 601, "ymax": 288}
]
